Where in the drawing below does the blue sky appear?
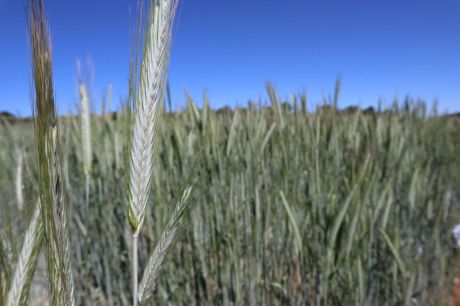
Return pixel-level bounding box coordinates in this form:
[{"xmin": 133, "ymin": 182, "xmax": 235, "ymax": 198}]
[{"xmin": 0, "ymin": 0, "xmax": 459, "ymax": 116}]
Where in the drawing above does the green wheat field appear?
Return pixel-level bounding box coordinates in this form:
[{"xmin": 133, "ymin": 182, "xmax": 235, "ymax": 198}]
[{"xmin": 1, "ymin": 90, "xmax": 460, "ymax": 305}]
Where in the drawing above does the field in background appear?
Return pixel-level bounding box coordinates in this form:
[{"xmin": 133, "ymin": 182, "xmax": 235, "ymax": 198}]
[{"xmin": 1, "ymin": 89, "xmax": 460, "ymax": 305}]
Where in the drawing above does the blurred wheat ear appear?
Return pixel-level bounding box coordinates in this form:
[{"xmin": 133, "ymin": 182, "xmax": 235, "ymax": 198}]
[
  {"xmin": 6, "ymin": 201, "xmax": 43, "ymax": 306},
  {"xmin": 127, "ymin": 1, "xmax": 184, "ymax": 305},
  {"xmin": 28, "ymin": 0, "xmax": 75, "ymax": 305},
  {"xmin": 15, "ymin": 147, "xmax": 24, "ymax": 211},
  {"xmin": 79, "ymin": 84, "xmax": 92, "ymax": 208}
]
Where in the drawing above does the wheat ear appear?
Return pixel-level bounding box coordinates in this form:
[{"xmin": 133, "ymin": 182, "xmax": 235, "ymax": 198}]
[
  {"xmin": 79, "ymin": 84, "xmax": 92, "ymax": 208},
  {"xmin": 6, "ymin": 201, "xmax": 44, "ymax": 306},
  {"xmin": 80, "ymin": 84, "xmax": 92, "ymax": 178},
  {"xmin": 128, "ymin": 1, "xmax": 179, "ymax": 305},
  {"xmin": 15, "ymin": 148, "xmax": 24, "ymax": 211},
  {"xmin": 138, "ymin": 186, "xmax": 193, "ymax": 304},
  {"xmin": 28, "ymin": 0, "xmax": 75, "ymax": 305},
  {"xmin": 128, "ymin": 0, "xmax": 179, "ymax": 235}
]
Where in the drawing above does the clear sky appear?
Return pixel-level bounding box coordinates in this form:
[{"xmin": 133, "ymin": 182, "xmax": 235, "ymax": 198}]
[{"xmin": 0, "ymin": 0, "xmax": 459, "ymax": 116}]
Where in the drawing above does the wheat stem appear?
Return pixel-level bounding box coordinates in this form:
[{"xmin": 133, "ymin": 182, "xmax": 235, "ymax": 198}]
[{"xmin": 133, "ymin": 233, "xmax": 139, "ymax": 306}]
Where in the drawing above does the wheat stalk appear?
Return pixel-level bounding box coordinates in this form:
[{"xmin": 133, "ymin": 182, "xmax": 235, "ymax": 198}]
[
  {"xmin": 128, "ymin": 1, "xmax": 179, "ymax": 305},
  {"xmin": 28, "ymin": 0, "xmax": 75, "ymax": 304},
  {"xmin": 49, "ymin": 128, "xmax": 75, "ymax": 306},
  {"xmin": 6, "ymin": 201, "xmax": 43, "ymax": 306}
]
